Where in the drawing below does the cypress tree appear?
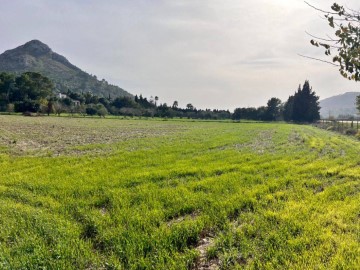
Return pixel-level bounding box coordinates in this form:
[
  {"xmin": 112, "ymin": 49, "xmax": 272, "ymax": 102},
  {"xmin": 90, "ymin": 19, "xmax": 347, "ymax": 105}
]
[{"xmin": 285, "ymin": 81, "xmax": 320, "ymax": 122}]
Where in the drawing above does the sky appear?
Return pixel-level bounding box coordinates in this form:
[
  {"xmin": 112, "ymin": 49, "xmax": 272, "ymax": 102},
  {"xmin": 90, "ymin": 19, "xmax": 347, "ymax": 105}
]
[{"xmin": 0, "ymin": 0, "xmax": 359, "ymax": 110}]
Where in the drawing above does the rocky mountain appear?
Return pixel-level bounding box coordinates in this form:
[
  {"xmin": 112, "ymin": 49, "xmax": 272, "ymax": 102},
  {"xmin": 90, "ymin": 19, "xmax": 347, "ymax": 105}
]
[
  {"xmin": 319, "ymin": 92, "xmax": 359, "ymax": 118},
  {"xmin": 0, "ymin": 40, "xmax": 132, "ymax": 98}
]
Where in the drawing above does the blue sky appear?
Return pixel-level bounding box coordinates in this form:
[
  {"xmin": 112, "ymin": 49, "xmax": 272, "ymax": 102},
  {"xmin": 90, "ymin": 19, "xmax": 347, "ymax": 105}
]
[{"xmin": 0, "ymin": 0, "xmax": 359, "ymax": 109}]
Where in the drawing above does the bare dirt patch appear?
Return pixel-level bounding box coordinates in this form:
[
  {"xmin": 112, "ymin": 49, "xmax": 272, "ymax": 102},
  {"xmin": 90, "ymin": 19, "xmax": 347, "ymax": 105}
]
[
  {"xmin": 194, "ymin": 235, "xmax": 218, "ymax": 270},
  {"xmin": 0, "ymin": 116, "xmax": 189, "ymax": 156},
  {"xmin": 235, "ymin": 129, "xmax": 275, "ymax": 154}
]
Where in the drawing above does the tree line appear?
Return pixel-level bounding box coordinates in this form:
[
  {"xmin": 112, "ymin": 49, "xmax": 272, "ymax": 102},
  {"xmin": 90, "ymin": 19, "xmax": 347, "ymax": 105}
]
[
  {"xmin": 0, "ymin": 71, "xmax": 230, "ymax": 119},
  {"xmin": 233, "ymin": 81, "xmax": 320, "ymax": 122},
  {"xmin": 0, "ymin": 71, "xmax": 320, "ymax": 122}
]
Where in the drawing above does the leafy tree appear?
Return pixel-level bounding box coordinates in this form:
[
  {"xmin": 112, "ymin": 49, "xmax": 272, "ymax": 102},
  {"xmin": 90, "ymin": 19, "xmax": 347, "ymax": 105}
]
[
  {"xmin": 76, "ymin": 104, "xmax": 87, "ymax": 116},
  {"xmin": 84, "ymin": 103, "xmax": 108, "ymax": 117},
  {"xmin": 135, "ymin": 94, "xmax": 154, "ymax": 108},
  {"xmin": 54, "ymin": 102, "xmax": 67, "ymax": 116},
  {"xmin": 119, "ymin": 107, "xmax": 142, "ymax": 117},
  {"xmin": 264, "ymin": 97, "xmax": 282, "ymax": 121},
  {"xmin": 232, "ymin": 107, "xmax": 260, "ymax": 121},
  {"xmin": 83, "ymin": 92, "xmax": 93, "ymax": 104},
  {"xmin": 283, "ymin": 96, "xmax": 294, "ymax": 121},
  {"xmin": 14, "ymin": 100, "xmax": 40, "ymax": 113},
  {"xmin": 67, "ymin": 90, "xmax": 85, "ymax": 104},
  {"xmin": 112, "ymin": 96, "xmax": 137, "ymax": 109},
  {"xmin": 68, "ymin": 105, "xmax": 78, "ymax": 116},
  {"xmin": 172, "ymin": 100, "xmax": 178, "ymax": 109},
  {"xmin": 149, "ymin": 96, "xmax": 155, "ymax": 105},
  {"xmin": 257, "ymin": 106, "xmax": 267, "ymax": 121},
  {"xmin": 86, "ymin": 105, "xmax": 97, "ymax": 116},
  {"xmin": 98, "ymin": 97, "xmax": 110, "ymax": 108},
  {"xmin": 232, "ymin": 108, "xmax": 242, "ymax": 120},
  {"xmin": 186, "ymin": 103, "xmax": 194, "ymax": 111},
  {"xmin": 61, "ymin": 97, "xmax": 73, "ymax": 107},
  {"xmin": 143, "ymin": 109, "xmax": 155, "ymax": 117},
  {"xmin": 307, "ymin": 2, "xmax": 360, "ymax": 81},
  {"xmin": 46, "ymin": 99, "xmax": 54, "ymax": 116},
  {"xmin": 96, "ymin": 104, "xmax": 108, "ymax": 118},
  {"xmin": 12, "ymin": 72, "xmax": 53, "ymax": 102},
  {"xmin": 0, "ymin": 73, "xmax": 15, "ymax": 109},
  {"xmin": 217, "ymin": 110, "xmax": 231, "ymax": 120},
  {"xmin": 89, "ymin": 95, "xmax": 99, "ymax": 104},
  {"xmin": 156, "ymin": 103, "xmax": 174, "ymax": 118}
]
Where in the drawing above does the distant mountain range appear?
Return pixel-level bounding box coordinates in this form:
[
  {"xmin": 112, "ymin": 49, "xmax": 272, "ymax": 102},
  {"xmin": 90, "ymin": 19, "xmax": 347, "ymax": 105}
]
[
  {"xmin": 0, "ymin": 40, "xmax": 132, "ymax": 98},
  {"xmin": 319, "ymin": 92, "xmax": 359, "ymax": 118}
]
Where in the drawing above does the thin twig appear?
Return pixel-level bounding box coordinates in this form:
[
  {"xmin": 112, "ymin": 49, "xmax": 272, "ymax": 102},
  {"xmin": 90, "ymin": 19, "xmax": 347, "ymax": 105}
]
[
  {"xmin": 305, "ymin": 31, "xmax": 337, "ymax": 42},
  {"xmin": 298, "ymin": 54, "xmax": 339, "ymax": 66},
  {"xmin": 344, "ymin": 5, "xmax": 360, "ymax": 15},
  {"xmin": 304, "ymin": 1, "xmax": 338, "ymax": 15}
]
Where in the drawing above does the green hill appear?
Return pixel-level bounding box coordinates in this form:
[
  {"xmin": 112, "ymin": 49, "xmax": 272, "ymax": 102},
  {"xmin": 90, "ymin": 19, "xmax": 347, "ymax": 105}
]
[{"xmin": 0, "ymin": 40, "xmax": 132, "ymax": 98}]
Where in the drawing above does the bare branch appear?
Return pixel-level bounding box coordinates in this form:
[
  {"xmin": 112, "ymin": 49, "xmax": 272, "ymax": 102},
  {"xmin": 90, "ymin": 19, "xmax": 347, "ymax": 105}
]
[
  {"xmin": 304, "ymin": 1, "xmax": 338, "ymax": 15},
  {"xmin": 344, "ymin": 5, "xmax": 360, "ymax": 15},
  {"xmin": 298, "ymin": 54, "xmax": 339, "ymax": 66},
  {"xmin": 305, "ymin": 31, "xmax": 337, "ymax": 42}
]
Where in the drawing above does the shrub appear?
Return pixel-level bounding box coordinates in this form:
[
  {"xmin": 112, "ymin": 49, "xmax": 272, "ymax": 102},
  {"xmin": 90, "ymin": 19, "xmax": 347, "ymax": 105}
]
[
  {"xmin": 355, "ymin": 131, "xmax": 360, "ymax": 140},
  {"xmin": 344, "ymin": 129, "xmax": 357, "ymax": 136},
  {"xmin": 86, "ymin": 106, "xmax": 97, "ymax": 116},
  {"xmin": 14, "ymin": 101, "xmax": 40, "ymax": 113},
  {"xmin": 6, "ymin": 103, "xmax": 15, "ymax": 114}
]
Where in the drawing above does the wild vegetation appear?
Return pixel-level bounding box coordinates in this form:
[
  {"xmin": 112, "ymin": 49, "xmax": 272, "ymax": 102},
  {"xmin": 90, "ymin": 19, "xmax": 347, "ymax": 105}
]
[
  {"xmin": 0, "ymin": 116, "xmax": 359, "ymax": 269},
  {"xmin": 1, "ymin": 72, "xmax": 322, "ymax": 123}
]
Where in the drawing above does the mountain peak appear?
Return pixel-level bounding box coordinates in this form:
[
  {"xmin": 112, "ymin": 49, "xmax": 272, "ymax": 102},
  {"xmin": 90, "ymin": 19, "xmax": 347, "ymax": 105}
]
[
  {"xmin": 0, "ymin": 40, "xmax": 133, "ymax": 98},
  {"xmin": 24, "ymin": 39, "xmax": 48, "ymax": 46},
  {"xmin": 1, "ymin": 39, "xmax": 52, "ymax": 58},
  {"xmin": 20, "ymin": 39, "xmax": 52, "ymax": 56}
]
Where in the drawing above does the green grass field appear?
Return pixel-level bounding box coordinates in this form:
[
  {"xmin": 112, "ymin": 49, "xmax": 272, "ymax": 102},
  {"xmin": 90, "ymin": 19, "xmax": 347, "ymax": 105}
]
[{"xmin": 0, "ymin": 115, "xmax": 359, "ymax": 269}]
